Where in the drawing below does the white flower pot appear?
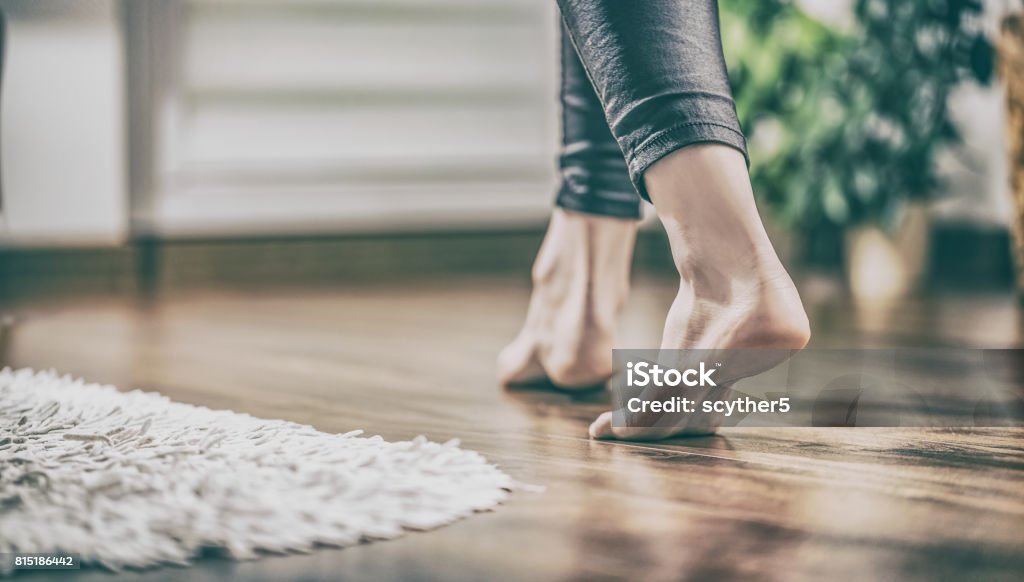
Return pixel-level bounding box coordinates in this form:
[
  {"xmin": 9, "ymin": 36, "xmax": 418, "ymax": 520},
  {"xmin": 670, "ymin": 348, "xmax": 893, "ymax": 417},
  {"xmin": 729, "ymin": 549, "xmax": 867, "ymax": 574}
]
[{"xmin": 844, "ymin": 205, "xmax": 929, "ymax": 301}]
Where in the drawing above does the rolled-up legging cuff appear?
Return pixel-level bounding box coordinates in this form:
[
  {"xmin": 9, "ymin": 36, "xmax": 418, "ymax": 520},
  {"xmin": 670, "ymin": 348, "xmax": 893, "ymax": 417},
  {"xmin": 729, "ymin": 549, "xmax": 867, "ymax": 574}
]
[
  {"xmin": 626, "ymin": 122, "xmax": 749, "ymax": 202},
  {"xmin": 555, "ymin": 172, "xmax": 642, "ymax": 220}
]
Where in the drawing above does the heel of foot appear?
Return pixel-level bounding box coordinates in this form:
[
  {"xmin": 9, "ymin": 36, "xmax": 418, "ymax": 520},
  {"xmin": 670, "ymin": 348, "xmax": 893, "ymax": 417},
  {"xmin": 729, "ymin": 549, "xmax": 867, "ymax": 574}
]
[
  {"xmin": 738, "ymin": 306, "xmax": 810, "ymax": 350},
  {"xmin": 741, "ymin": 285, "xmax": 811, "ymax": 350},
  {"xmin": 544, "ymin": 355, "xmax": 613, "ymax": 390},
  {"xmin": 497, "ymin": 339, "xmax": 547, "ymax": 386},
  {"xmin": 548, "ymin": 360, "xmax": 610, "ymax": 389}
]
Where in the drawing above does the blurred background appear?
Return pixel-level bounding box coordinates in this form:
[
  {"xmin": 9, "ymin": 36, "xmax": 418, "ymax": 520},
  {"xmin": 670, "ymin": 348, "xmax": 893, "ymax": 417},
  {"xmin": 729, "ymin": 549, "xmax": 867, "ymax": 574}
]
[
  {"xmin": 0, "ymin": 0, "xmax": 1022, "ymax": 350},
  {"xmin": 0, "ymin": 5, "xmax": 1020, "ymax": 579}
]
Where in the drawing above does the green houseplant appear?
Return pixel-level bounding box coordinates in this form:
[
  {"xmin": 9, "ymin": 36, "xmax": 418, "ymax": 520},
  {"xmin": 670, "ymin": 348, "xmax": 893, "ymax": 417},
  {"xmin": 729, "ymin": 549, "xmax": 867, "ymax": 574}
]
[{"xmin": 719, "ymin": 0, "xmax": 994, "ymax": 296}]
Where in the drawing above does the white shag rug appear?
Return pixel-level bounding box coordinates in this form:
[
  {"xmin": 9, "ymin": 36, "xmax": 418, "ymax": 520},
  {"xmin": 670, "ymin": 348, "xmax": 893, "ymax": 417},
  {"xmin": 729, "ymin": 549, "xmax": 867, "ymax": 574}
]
[{"xmin": 0, "ymin": 368, "xmax": 516, "ymax": 571}]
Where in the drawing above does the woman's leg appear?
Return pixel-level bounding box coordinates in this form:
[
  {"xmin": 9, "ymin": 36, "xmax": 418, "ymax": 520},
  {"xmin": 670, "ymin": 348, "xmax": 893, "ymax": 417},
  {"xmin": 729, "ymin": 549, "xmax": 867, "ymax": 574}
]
[
  {"xmin": 589, "ymin": 146, "xmax": 811, "ymax": 439},
  {"xmin": 556, "ymin": 0, "xmax": 749, "ymax": 198},
  {"xmin": 497, "ymin": 23, "xmax": 640, "ymax": 389},
  {"xmin": 553, "ymin": 20, "xmax": 640, "ymax": 220},
  {"xmin": 551, "ymin": 0, "xmax": 810, "ymax": 438}
]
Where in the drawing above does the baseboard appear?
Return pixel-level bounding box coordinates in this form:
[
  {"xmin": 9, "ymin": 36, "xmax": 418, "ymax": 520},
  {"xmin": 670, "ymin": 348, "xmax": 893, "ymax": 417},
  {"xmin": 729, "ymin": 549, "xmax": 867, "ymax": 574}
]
[{"xmin": 0, "ymin": 229, "xmax": 676, "ymax": 303}]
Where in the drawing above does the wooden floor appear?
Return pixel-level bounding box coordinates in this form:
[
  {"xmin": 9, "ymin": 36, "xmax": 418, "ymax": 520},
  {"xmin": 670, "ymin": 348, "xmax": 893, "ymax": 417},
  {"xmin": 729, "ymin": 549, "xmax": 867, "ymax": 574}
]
[{"xmin": 3, "ymin": 276, "xmax": 1023, "ymax": 581}]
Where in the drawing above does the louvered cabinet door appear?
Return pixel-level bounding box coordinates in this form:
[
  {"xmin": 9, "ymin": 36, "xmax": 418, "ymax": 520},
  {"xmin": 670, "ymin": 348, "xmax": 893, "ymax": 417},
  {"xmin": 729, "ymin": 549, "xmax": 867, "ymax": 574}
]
[{"xmin": 130, "ymin": 0, "xmax": 559, "ymax": 238}]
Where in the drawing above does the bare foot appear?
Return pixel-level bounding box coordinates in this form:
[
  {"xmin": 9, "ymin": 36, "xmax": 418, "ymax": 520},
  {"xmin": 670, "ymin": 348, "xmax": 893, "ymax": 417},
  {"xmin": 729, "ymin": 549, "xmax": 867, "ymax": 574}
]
[
  {"xmin": 589, "ymin": 145, "xmax": 810, "ymax": 439},
  {"xmin": 498, "ymin": 208, "xmax": 638, "ymax": 389}
]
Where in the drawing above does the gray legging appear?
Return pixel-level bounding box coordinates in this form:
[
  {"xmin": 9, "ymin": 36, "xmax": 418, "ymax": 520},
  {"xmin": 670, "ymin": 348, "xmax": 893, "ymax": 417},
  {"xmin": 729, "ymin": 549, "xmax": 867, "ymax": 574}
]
[{"xmin": 554, "ymin": 0, "xmax": 748, "ymax": 219}]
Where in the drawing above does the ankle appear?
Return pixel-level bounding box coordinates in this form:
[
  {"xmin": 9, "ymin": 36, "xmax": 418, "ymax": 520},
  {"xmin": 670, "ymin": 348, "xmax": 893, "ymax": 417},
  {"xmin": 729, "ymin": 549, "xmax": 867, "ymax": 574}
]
[
  {"xmin": 532, "ymin": 208, "xmax": 638, "ymax": 288},
  {"xmin": 646, "ymin": 145, "xmax": 810, "ymax": 350},
  {"xmin": 648, "ymin": 147, "xmax": 777, "ymax": 269}
]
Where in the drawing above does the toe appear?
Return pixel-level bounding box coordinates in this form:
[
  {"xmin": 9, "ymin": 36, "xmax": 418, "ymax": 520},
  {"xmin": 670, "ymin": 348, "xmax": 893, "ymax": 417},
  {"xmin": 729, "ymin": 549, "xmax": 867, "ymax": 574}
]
[
  {"xmin": 589, "ymin": 411, "xmax": 719, "ymax": 441},
  {"xmin": 588, "ymin": 411, "xmax": 615, "ymax": 439},
  {"xmin": 588, "ymin": 413, "xmax": 663, "ymax": 440}
]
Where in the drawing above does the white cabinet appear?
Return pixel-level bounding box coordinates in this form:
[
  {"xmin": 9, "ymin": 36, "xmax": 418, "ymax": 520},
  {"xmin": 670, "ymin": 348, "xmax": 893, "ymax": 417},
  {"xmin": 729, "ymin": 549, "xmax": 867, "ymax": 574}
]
[
  {"xmin": 0, "ymin": 0, "xmax": 128, "ymax": 246},
  {"xmin": 131, "ymin": 0, "xmax": 560, "ymax": 237}
]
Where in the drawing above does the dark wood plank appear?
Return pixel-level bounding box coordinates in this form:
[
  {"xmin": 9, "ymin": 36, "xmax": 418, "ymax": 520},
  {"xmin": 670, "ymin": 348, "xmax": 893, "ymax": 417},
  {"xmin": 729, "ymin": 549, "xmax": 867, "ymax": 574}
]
[{"xmin": 3, "ymin": 277, "xmax": 1022, "ymax": 581}]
